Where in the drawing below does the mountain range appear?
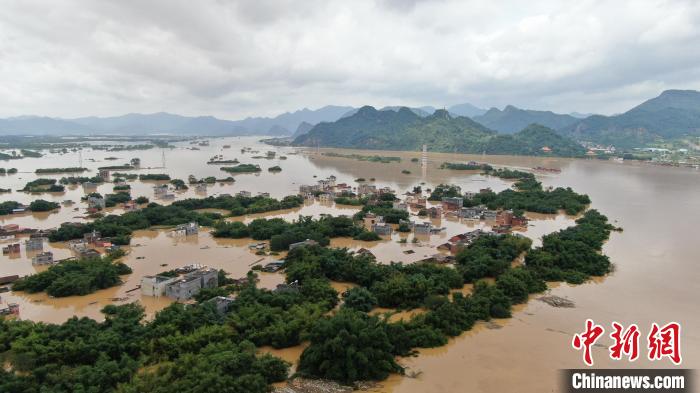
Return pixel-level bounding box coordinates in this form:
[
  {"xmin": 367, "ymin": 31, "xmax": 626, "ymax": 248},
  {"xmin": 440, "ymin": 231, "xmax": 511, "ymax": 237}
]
[
  {"xmin": 561, "ymin": 89, "xmax": 700, "ymax": 148},
  {"xmin": 293, "ymin": 106, "xmax": 585, "ymax": 156},
  {"xmin": 1, "ymin": 89, "xmax": 699, "ymax": 150},
  {"xmin": 0, "ymin": 106, "xmax": 355, "ymax": 136}
]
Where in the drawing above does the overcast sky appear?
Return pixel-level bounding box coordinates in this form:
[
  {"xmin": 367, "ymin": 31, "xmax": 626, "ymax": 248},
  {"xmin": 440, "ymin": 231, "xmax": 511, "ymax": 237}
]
[{"xmin": 1, "ymin": 0, "xmax": 699, "ymax": 119}]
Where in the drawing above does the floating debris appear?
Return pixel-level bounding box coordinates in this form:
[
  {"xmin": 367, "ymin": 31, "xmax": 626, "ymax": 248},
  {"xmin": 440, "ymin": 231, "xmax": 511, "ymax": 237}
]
[
  {"xmin": 274, "ymin": 378, "xmax": 353, "ymax": 393},
  {"xmin": 538, "ymin": 295, "xmax": 575, "ymax": 308}
]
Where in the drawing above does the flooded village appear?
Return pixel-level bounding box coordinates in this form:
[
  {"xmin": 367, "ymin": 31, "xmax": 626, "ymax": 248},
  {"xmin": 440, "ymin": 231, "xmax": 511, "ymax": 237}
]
[{"xmin": 1, "ymin": 136, "xmax": 699, "ymax": 392}]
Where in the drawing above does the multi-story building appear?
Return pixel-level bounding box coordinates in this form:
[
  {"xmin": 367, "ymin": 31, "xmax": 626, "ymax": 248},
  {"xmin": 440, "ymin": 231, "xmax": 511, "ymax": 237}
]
[
  {"xmin": 461, "ymin": 206, "xmax": 484, "ymax": 220},
  {"xmin": 98, "ymin": 169, "xmax": 110, "ymax": 180},
  {"xmin": 441, "ymin": 197, "xmax": 464, "ymax": 211},
  {"xmin": 372, "ymin": 222, "xmax": 393, "ymax": 236},
  {"xmin": 83, "ymin": 230, "xmax": 101, "ymax": 244},
  {"xmin": 141, "ymin": 275, "xmax": 178, "ymax": 297},
  {"xmin": 363, "ymin": 213, "xmax": 381, "ymax": 229},
  {"xmin": 153, "ymin": 184, "xmax": 168, "ymax": 196},
  {"xmin": 357, "ymin": 184, "xmax": 377, "ymax": 196},
  {"xmin": 24, "ymin": 236, "xmax": 44, "ymax": 251},
  {"xmin": 165, "ymin": 268, "xmax": 218, "ymax": 301},
  {"xmin": 318, "ymin": 192, "xmax": 333, "ymax": 202},
  {"xmin": 482, "ymin": 210, "xmax": 498, "ymax": 220},
  {"xmin": 392, "ymin": 201, "xmax": 408, "ymax": 211},
  {"xmin": 171, "ymin": 222, "xmax": 198, "ymax": 236},
  {"xmin": 496, "ymin": 210, "xmax": 513, "ymax": 226},
  {"xmin": 87, "ymin": 195, "xmax": 106, "ymax": 210},
  {"xmin": 413, "ymin": 221, "xmax": 432, "ymax": 235}
]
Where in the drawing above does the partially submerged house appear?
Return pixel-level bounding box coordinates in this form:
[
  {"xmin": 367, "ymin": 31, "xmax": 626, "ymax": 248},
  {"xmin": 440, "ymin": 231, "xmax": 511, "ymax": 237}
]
[
  {"xmin": 289, "ymin": 239, "xmax": 319, "ymax": 251},
  {"xmin": 32, "ymin": 251, "xmax": 54, "ymax": 265}
]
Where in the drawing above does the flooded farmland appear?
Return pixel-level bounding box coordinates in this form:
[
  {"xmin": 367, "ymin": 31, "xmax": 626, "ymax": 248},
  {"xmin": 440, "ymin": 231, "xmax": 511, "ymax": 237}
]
[{"xmin": 1, "ymin": 136, "xmax": 699, "ymax": 392}]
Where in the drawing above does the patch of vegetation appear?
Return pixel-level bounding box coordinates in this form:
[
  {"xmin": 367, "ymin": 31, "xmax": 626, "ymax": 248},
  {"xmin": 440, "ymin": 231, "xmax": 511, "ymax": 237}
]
[
  {"xmin": 213, "ymin": 215, "xmax": 377, "ymax": 251},
  {"xmin": 139, "ymin": 174, "xmax": 171, "ymax": 181},
  {"xmin": 59, "ymin": 176, "xmax": 104, "ymax": 185},
  {"xmin": 105, "ymin": 193, "xmax": 132, "ymax": 207},
  {"xmin": 172, "ymin": 194, "xmax": 303, "ymax": 216},
  {"xmin": 35, "ymin": 167, "xmax": 87, "ymax": 174},
  {"xmin": 220, "ymin": 164, "xmax": 262, "ymax": 173},
  {"xmin": 353, "ymin": 199, "xmax": 409, "ymax": 224},
  {"xmin": 0, "ymin": 201, "xmax": 22, "ymax": 215},
  {"xmin": 169, "ymin": 179, "xmax": 188, "ymax": 190},
  {"xmin": 440, "ymin": 162, "xmax": 494, "ymax": 171},
  {"xmin": 21, "ymin": 178, "xmax": 65, "ymax": 193},
  {"xmin": 98, "ymin": 165, "xmax": 135, "ymax": 170},
  {"xmin": 20, "ymin": 149, "xmax": 43, "ymax": 158},
  {"xmin": 334, "ymin": 196, "xmax": 366, "ymax": 206},
  {"xmin": 28, "ymin": 199, "xmax": 60, "ymax": 212},
  {"xmin": 427, "ymin": 184, "xmax": 462, "ymax": 200},
  {"xmin": 111, "ymin": 172, "xmax": 138, "ymax": 180},
  {"xmin": 12, "ymin": 255, "xmax": 132, "ymax": 297},
  {"xmin": 48, "ymin": 203, "xmax": 222, "ymax": 245},
  {"xmin": 323, "ymin": 152, "xmax": 402, "ymax": 163}
]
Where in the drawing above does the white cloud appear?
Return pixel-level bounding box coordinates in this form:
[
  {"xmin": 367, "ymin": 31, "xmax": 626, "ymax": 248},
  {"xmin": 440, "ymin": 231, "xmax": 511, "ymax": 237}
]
[{"xmin": 0, "ymin": 0, "xmax": 699, "ymax": 118}]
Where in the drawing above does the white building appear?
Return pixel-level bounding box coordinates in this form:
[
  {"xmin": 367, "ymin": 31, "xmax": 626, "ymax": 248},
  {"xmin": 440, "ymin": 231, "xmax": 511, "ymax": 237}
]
[
  {"xmin": 87, "ymin": 195, "xmax": 106, "ymax": 210},
  {"xmin": 141, "ymin": 275, "xmax": 178, "ymax": 297}
]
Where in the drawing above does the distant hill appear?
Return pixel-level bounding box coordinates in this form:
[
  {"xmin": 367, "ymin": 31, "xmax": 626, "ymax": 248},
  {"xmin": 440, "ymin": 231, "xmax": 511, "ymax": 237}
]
[
  {"xmin": 232, "ymin": 105, "xmax": 354, "ymax": 135},
  {"xmin": 0, "ymin": 116, "xmax": 92, "ymax": 134},
  {"xmin": 341, "ymin": 106, "xmax": 430, "ymax": 118},
  {"xmin": 292, "ymin": 121, "xmax": 315, "ymax": 138},
  {"xmin": 473, "ymin": 105, "xmax": 579, "ymax": 134},
  {"xmin": 562, "ymin": 90, "xmax": 700, "ymax": 148},
  {"xmin": 70, "ymin": 113, "xmax": 251, "ymax": 135},
  {"xmin": 0, "ymin": 105, "xmax": 355, "ymax": 136},
  {"xmin": 293, "ymin": 106, "xmax": 584, "ymax": 156},
  {"xmin": 448, "ymin": 102, "xmax": 487, "ymax": 118}
]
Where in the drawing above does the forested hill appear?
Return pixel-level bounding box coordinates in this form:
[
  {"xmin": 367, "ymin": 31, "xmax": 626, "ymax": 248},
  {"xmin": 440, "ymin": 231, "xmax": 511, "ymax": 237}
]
[
  {"xmin": 293, "ymin": 106, "xmax": 585, "ymax": 156},
  {"xmin": 482, "ymin": 124, "xmax": 586, "ymax": 156},
  {"xmin": 561, "ymin": 89, "xmax": 700, "ymax": 148}
]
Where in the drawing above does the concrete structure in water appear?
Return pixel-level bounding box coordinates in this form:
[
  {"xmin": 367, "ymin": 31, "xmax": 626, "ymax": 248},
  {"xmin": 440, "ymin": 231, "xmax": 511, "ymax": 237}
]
[
  {"xmin": 31, "ymin": 251, "xmax": 54, "ymax": 265},
  {"xmin": 2, "ymin": 244, "xmax": 20, "ymax": 255}
]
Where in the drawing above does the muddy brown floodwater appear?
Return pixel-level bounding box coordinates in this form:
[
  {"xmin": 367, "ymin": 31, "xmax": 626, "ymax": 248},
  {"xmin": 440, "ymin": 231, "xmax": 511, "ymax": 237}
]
[{"xmin": 1, "ymin": 137, "xmax": 699, "ymax": 392}]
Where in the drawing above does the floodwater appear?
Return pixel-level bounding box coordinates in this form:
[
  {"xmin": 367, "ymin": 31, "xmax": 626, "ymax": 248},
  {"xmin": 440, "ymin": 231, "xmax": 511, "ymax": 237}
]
[{"xmin": 1, "ymin": 137, "xmax": 699, "ymax": 392}]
